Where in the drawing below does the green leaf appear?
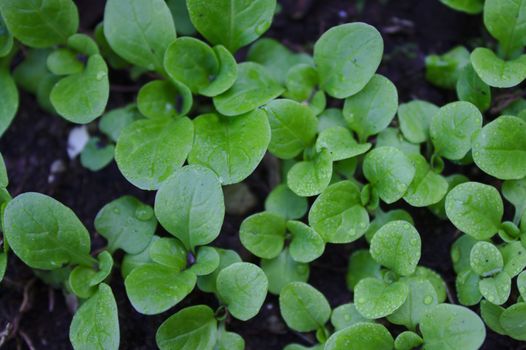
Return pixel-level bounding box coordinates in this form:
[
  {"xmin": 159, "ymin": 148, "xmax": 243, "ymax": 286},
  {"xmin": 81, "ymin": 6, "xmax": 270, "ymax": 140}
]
[
  {"xmin": 440, "ymin": 0, "xmax": 484, "ymax": 14},
  {"xmin": 387, "ymin": 277, "xmax": 438, "ymax": 330},
  {"xmin": 125, "ymin": 264, "xmax": 196, "ymax": 315},
  {"xmin": 455, "ymin": 270, "xmax": 482, "ymax": 306},
  {"xmin": 363, "ymin": 146, "xmax": 416, "ymax": 204},
  {"xmin": 419, "ymin": 304, "xmax": 485, "ymax": 350},
  {"xmin": 248, "ymin": 38, "xmax": 312, "ymax": 85},
  {"xmin": 213, "ymin": 62, "xmax": 284, "ymax": 116},
  {"xmin": 518, "ymin": 271, "xmax": 526, "ymax": 299},
  {"xmin": 69, "ymin": 251, "xmax": 114, "ymax": 299},
  {"xmin": 94, "ymin": 195, "xmax": 156, "ymax": 254},
  {"xmin": 156, "ymin": 305, "xmax": 217, "ymax": 350},
  {"xmin": 473, "ymin": 115, "xmax": 526, "ymax": 180},
  {"xmin": 188, "ymin": 110, "xmax": 270, "ymax": 184},
  {"xmin": 425, "ymin": 46, "xmax": 470, "ymax": 89},
  {"xmin": 469, "ymin": 241, "xmax": 503, "ymax": 276},
  {"xmin": 265, "ymin": 99, "xmax": 318, "ymax": 159},
  {"xmin": 99, "ymin": 105, "xmax": 141, "ymax": 142},
  {"xmin": 308, "ymin": 180, "xmax": 369, "ymax": 243},
  {"xmin": 3, "ymin": 192, "xmax": 93, "ymax": 269},
  {"xmin": 164, "ymin": 37, "xmax": 219, "ymax": 93},
  {"xmin": 471, "ymin": 48, "xmax": 526, "ymax": 88},
  {"xmin": 0, "ymin": 14, "xmax": 13, "ymax": 57},
  {"xmin": 365, "ymin": 209, "xmax": 413, "ymax": 243},
  {"xmin": 394, "ymin": 331, "xmax": 423, "ymax": 350},
  {"xmin": 261, "ymin": 248, "xmax": 309, "ymax": 294},
  {"xmin": 376, "ymin": 127, "xmax": 420, "ymax": 156},
  {"xmin": 149, "ymin": 237, "xmax": 187, "ymax": 270},
  {"xmin": 287, "ymin": 149, "xmax": 332, "ymax": 197},
  {"xmin": 317, "ymin": 108, "xmax": 346, "ymax": 133},
  {"xmin": 354, "ymin": 278, "xmax": 409, "ymax": 319},
  {"xmin": 451, "ymin": 234, "xmax": 477, "ymax": 274},
  {"xmin": 50, "ymin": 54, "xmax": 109, "ymax": 124},
  {"xmin": 325, "ymin": 323, "xmax": 394, "ymax": 350},
  {"xmin": 343, "ymin": 74, "xmax": 398, "ymax": 141},
  {"xmin": 115, "ymin": 116, "xmax": 193, "ymax": 190},
  {"xmin": 285, "ymin": 64, "xmax": 318, "ymax": 101},
  {"xmin": 0, "ymin": 153, "xmax": 7, "ymax": 189},
  {"xmin": 346, "ymin": 250, "xmax": 382, "ymax": 291},
  {"xmin": 445, "ymin": 182, "xmax": 503, "ymax": 240},
  {"xmin": 155, "ymin": 165, "xmax": 224, "ymax": 251},
  {"xmin": 67, "ymin": 33, "xmax": 99, "ymax": 56},
  {"xmin": 197, "ymin": 248, "xmax": 241, "ymax": 294},
  {"xmin": 456, "ymin": 64, "xmax": 491, "ymax": 112},
  {"xmin": 69, "ymin": 284, "xmax": 119, "ymax": 350},
  {"xmin": 0, "ymin": 68, "xmax": 18, "ymax": 137},
  {"xmin": 0, "ymin": 0, "xmax": 78, "ymax": 48},
  {"xmin": 314, "ymin": 23, "xmax": 383, "ymax": 99},
  {"xmin": 315, "ymin": 126, "xmax": 371, "ymax": 161},
  {"xmin": 264, "ymin": 184, "xmax": 308, "ymax": 220},
  {"xmin": 279, "ymin": 282, "xmax": 331, "ymax": 332},
  {"xmin": 430, "ymin": 101, "xmax": 482, "ymax": 160},
  {"xmin": 480, "ymin": 300, "xmax": 506, "ymax": 335},
  {"xmin": 502, "ymin": 178, "xmax": 526, "ymax": 223},
  {"xmin": 484, "ymin": 0, "xmax": 526, "ymax": 56},
  {"xmin": 331, "ymin": 303, "xmax": 372, "ymax": 331},
  {"xmin": 189, "ymin": 246, "xmax": 220, "ymax": 276},
  {"xmin": 104, "ymin": 0, "xmax": 176, "ymax": 71},
  {"xmin": 216, "ymin": 262, "xmax": 268, "ymax": 321},
  {"xmin": 287, "ymin": 221, "xmax": 325, "ymax": 263},
  {"xmin": 479, "ymin": 271, "xmax": 511, "ymax": 305},
  {"xmin": 47, "ymin": 49, "xmax": 83, "ymax": 75},
  {"xmin": 429, "ymin": 174, "xmax": 469, "ymax": 219},
  {"xmin": 370, "ymin": 221, "xmax": 421, "ymax": 276},
  {"xmin": 500, "ymin": 302, "xmax": 526, "ymax": 340},
  {"xmin": 199, "ymin": 45, "xmax": 238, "ymax": 97},
  {"xmin": 137, "ymin": 80, "xmax": 192, "ymax": 119},
  {"xmin": 397, "ymin": 100, "xmax": 438, "ymax": 144},
  {"xmin": 215, "ymin": 331, "xmax": 244, "ymax": 350},
  {"xmin": 80, "ymin": 138, "xmax": 114, "ymax": 172},
  {"xmin": 500, "ymin": 241, "xmax": 526, "ymax": 277},
  {"xmin": 403, "ymin": 154, "xmax": 448, "ymax": 207},
  {"xmin": 239, "ymin": 212, "xmax": 286, "ymax": 259},
  {"xmin": 120, "ymin": 236, "xmax": 159, "ymax": 279},
  {"xmin": 187, "ymin": 0, "xmax": 276, "ymax": 53}
]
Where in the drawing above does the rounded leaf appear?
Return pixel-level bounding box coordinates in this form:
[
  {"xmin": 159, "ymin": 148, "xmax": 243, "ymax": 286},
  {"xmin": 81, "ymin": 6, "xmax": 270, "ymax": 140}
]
[
  {"xmin": 188, "ymin": 110, "xmax": 271, "ymax": 184},
  {"xmin": 469, "ymin": 241, "xmax": 503, "ymax": 276},
  {"xmin": 314, "ymin": 23, "xmax": 383, "ymax": 98},
  {"xmin": 501, "ymin": 302, "xmax": 526, "ymax": 340},
  {"xmin": 287, "ymin": 149, "xmax": 332, "ymax": 197},
  {"xmin": 155, "ymin": 165, "xmax": 224, "ymax": 250},
  {"xmin": 343, "ymin": 74, "xmax": 398, "ymax": 141},
  {"xmin": 287, "ymin": 221, "xmax": 325, "ymax": 263},
  {"xmin": 370, "ymin": 221, "xmax": 421, "ymax": 276},
  {"xmin": 472, "ymin": 115, "xmax": 526, "ymax": 180},
  {"xmin": 354, "ymin": 278, "xmax": 409, "ymax": 319},
  {"xmin": 115, "ymin": 117, "xmax": 193, "ymax": 190},
  {"xmin": 308, "ymin": 180, "xmax": 369, "ymax": 243},
  {"xmin": 325, "ymin": 322, "xmax": 394, "ymax": 350},
  {"xmin": 156, "ymin": 305, "xmax": 217, "ymax": 350},
  {"xmin": 239, "ymin": 212, "xmax": 286, "ymax": 259},
  {"xmin": 94, "ymin": 195, "xmax": 157, "ymax": 254},
  {"xmin": 4, "ymin": 192, "xmax": 92, "ymax": 269},
  {"xmin": 137, "ymin": 80, "xmax": 192, "ymax": 119},
  {"xmin": 363, "ymin": 147, "xmax": 416, "ymax": 204},
  {"xmin": 398, "ymin": 100, "xmax": 438, "ymax": 144},
  {"xmin": 445, "ymin": 182, "xmax": 503, "ymax": 240},
  {"xmin": 471, "ymin": 48, "xmax": 526, "ymax": 88},
  {"xmin": 279, "ymin": 282, "xmax": 331, "ymax": 332},
  {"xmin": 264, "ymin": 184, "xmax": 308, "ymax": 220},
  {"xmin": 261, "ymin": 248, "xmax": 309, "ymax": 295},
  {"xmin": 216, "ymin": 262, "xmax": 268, "ymax": 321},
  {"xmin": 430, "ymin": 101, "xmax": 482, "ymax": 161},
  {"xmin": 420, "ymin": 304, "xmax": 485, "ymax": 350}
]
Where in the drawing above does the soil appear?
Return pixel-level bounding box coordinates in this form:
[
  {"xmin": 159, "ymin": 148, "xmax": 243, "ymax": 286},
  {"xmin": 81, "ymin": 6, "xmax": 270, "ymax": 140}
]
[{"xmin": 0, "ymin": 0, "xmax": 523, "ymax": 349}]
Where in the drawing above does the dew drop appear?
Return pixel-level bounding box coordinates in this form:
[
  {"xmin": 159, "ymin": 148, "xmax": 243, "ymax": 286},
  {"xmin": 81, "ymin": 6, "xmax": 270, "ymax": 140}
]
[
  {"xmin": 96, "ymin": 71, "xmax": 107, "ymax": 81},
  {"xmin": 423, "ymin": 295, "xmax": 433, "ymax": 305},
  {"xmin": 135, "ymin": 205, "xmax": 153, "ymax": 221}
]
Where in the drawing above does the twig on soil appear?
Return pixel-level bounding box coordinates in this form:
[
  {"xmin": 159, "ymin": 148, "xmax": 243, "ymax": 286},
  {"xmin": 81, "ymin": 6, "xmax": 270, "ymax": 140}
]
[
  {"xmin": 48, "ymin": 287, "xmax": 55, "ymax": 312},
  {"xmin": 292, "ymin": 330, "xmax": 316, "ymax": 345},
  {"xmin": 490, "ymin": 90, "xmax": 526, "ymax": 114},
  {"xmin": 19, "ymin": 330, "xmax": 36, "ymax": 350}
]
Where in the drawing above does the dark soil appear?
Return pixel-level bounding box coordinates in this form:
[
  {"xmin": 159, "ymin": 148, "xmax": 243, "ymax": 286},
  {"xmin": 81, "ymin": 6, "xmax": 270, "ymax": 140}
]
[{"xmin": 0, "ymin": 0, "xmax": 523, "ymax": 349}]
